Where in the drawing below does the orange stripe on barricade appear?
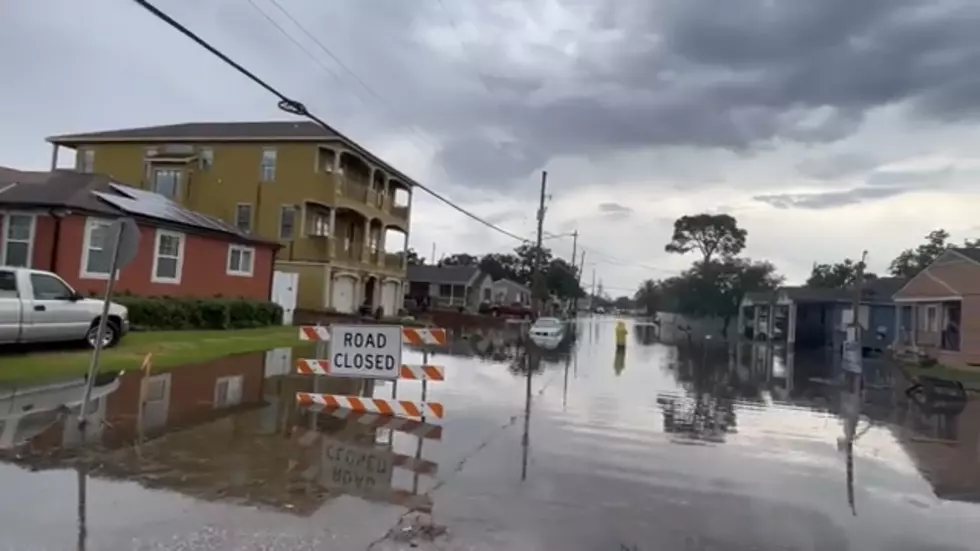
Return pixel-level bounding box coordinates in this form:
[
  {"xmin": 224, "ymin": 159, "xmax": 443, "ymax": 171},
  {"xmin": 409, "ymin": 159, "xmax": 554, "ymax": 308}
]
[
  {"xmin": 296, "ymin": 360, "xmax": 445, "ymax": 381},
  {"xmin": 296, "ymin": 393, "xmax": 445, "ymax": 419},
  {"xmin": 298, "ymin": 326, "xmax": 330, "ymax": 341},
  {"xmin": 323, "ymin": 408, "xmax": 443, "ymax": 440},
  {"xmin": 402, "ymin": 327, "xmax": 447, "ymax": 346}
]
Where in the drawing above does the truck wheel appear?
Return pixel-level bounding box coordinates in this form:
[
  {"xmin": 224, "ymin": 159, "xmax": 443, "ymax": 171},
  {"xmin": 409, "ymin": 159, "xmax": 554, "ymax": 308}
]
[{"xmin": 87, "ymin": 319, "xmax": 121, "ymax": 349}]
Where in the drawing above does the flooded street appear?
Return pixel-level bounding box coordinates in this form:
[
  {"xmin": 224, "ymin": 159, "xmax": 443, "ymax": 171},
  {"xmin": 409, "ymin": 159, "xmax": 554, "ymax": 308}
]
[{"xmin": 3, "ymin": 317, "xmax": 980, "ymax": 550}]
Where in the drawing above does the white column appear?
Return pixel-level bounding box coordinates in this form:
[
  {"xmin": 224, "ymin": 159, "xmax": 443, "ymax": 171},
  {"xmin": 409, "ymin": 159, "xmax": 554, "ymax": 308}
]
[
  {"xmin": 50, "ymin": 144, "xmax": 60, "ymax": 170},
  {"xmin": 911, "ymin": 304, "xmax": 918, "ymax": 347},
  {"xmin": 333, "ymin": 150, "xmax": 342, "ymax": 172},
  {"xmin": 754, "ymin": 305, "xmax": 762, "ymax": 340},
  {"xmin": 893, "ymin": 303, "xmax": 901, "ymax": 349},
  {"xmin": 362, "ymin": 218, "xmax": 371, "ymax": 262},
  {"xmin": 788, "ymin": 302, "xmax": 797, "ymax": 345},
  {"xmin": 328, "ymin": 209, "xmax": 337, "ymax": 258},
  {"xmin": 737, "ymin": 303, "xmax": 746, "ymax": 340}
]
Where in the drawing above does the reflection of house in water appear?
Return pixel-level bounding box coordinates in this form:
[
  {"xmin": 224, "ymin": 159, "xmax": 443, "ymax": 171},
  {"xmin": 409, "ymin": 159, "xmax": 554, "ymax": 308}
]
[
  {"xmin": 0, "ymin": 348, "xmax": 392, "ymax": 516},
  {"xmin": 895, "ymin": 394, "xmax": 980, "ymax": 503},
  {"xmin": 738, "ymin": 278, "xmax": 906, "ymax": 353}
]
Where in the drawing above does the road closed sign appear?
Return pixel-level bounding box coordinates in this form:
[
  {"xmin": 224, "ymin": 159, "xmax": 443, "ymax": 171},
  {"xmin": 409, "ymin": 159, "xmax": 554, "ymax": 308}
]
[{"xmin": 328, "ymin": 324, "xmax": 403, "ymax": 379}]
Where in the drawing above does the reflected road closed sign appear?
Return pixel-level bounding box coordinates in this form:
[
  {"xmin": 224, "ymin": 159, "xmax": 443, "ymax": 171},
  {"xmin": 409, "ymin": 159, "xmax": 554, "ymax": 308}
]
[{"xmin": 328, "ymin": 324, "xmax": 403, "ymax": 379}]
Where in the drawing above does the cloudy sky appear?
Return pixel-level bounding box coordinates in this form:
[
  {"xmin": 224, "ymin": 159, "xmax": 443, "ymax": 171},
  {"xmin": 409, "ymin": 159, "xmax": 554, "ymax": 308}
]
[{"xmin": 3, "ymin": 0, "xmax": 980, "ymax": 294}]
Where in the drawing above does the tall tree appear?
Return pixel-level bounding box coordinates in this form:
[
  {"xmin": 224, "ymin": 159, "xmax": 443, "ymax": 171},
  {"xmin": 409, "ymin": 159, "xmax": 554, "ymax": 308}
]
[
  {"xmin": 440, "ymin": 253, "xmax": 479, "ymax": 267},
  {"xmin": 806, "ymin": 259, "xmax": 876, "ymax": 289},
  {"xmin": 668, "ymin": 258, "xmax": 782, "ymax": 337},
  {"xmin": 544, "ymin": 258, "xmax": 583, "ymax": 299},
  {"xmin": 890, "ymin": 230, "xmax": 980, "ymax": 278},
  {"xmin": 634, "ymin": 279, "xmax": 662, "ymax": 315},
  {"xmin": 405, "ymin": 248, "xmax": 424, "ymax": 266},
  {"xmin": 665, "ymin": 213, "xmax": 747, "ymax": 263},
  {"xmin": 513, "ymin": 243, "xmax": 553, "ymax": 284},
  {"xmin": 479, "ymin": 253, "xmax": 521, "ymax": 282}
]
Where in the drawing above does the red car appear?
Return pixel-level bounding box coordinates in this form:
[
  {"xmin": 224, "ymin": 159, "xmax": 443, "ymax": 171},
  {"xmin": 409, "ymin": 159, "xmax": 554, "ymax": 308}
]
[{"xmin": 481, "ymin": 301, "xmax": 533, "ymax": 319}]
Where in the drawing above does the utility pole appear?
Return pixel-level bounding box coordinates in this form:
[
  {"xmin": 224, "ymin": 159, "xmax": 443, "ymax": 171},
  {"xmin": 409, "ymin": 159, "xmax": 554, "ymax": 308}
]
[
  {"xmin": 589, "ymin": 268, "xmax": 596, "ymax": 312},
  {"xmin": 576, "ymin": 251, "xmax": 586, "ymax": 314},
  {"xmin": 532, "ymin": 171, "xmax": 548, "ymax": 317},
  {"xmin": 569, "ymin": 230, "xmax": 578, "ymax": 314}
]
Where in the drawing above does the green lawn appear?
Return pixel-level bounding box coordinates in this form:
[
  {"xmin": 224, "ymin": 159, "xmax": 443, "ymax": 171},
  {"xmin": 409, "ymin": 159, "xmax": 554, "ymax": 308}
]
[{"xmin": 0, "ymin": 326, "xmax": 303, "ymax": 383}]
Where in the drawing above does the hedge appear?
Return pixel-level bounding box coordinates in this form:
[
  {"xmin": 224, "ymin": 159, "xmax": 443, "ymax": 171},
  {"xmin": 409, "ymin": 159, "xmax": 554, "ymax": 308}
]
[{"xmin": 115, "ymin": 296, "xmax": 283, "ymax": 330}]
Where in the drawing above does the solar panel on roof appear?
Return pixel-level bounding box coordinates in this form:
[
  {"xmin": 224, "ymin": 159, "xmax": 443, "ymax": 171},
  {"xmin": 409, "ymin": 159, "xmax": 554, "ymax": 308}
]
[{"xmin": 96, "ymin": 184, "xmax": 246, "ymax": 238}]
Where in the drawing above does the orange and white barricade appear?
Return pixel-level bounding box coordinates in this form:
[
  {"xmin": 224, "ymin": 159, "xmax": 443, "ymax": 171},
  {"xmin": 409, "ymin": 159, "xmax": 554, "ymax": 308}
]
[{"xmin": 296, "ymin": 392, "xmax": 445, "ymax": 419}]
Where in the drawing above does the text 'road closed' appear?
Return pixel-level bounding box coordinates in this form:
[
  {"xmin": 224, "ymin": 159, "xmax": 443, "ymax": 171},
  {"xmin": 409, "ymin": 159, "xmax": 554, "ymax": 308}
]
[{"xmin": 328, "ymin": 324, "xmax": 403, "ymax": 380}]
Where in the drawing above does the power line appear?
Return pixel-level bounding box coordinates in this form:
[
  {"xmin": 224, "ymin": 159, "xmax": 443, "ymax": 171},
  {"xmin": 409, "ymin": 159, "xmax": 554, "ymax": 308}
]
[{"xmin": 130, "ymin": 0, "xmax": 531, "ymax": 244}]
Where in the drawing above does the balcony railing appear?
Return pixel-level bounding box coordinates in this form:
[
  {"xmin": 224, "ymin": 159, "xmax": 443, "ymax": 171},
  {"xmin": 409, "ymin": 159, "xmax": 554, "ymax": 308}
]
[
  {"xmin": 339, "ymin": 176, "xmax": 369, "ymax": 202},
  {"xmin": 385, "ymin": 253, "xmax": 405, "ymax": 271},
  {"xmin": 391, "ymin": 205, "xmax": 409, "ymax": 220}
]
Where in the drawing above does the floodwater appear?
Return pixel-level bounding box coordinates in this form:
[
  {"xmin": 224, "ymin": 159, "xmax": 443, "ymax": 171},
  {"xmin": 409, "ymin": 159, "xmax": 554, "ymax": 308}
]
[{"xmin": 2, "ymin": 317, "xmax": 980, "ymax": 550}]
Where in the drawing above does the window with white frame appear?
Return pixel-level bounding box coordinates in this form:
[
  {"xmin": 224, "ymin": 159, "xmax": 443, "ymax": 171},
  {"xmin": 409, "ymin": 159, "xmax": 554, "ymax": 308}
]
[
  {"xmin": 235, "ymin": 204, "xmax": 253, "ymax": 233},
  {"xmin": 80, "ymin": 149, "xmax": 95, "ymax": 173},
  {"xmin": 227, "ymin": 245, "xmax": 255, "ymax": 276},
  {"xmin": 80, "ymin": 218, "xmax": 114, "ymax": 278},
  {"xmin": 152, "ymin": 168, "xmax": 181, "ymax": 199},
  {"xmin": 279, "ymin": 205, "xmax": 296, "ymax": 240},
  {"xmin": 199, "ymin": 147, "xmax": 214, "ymax": 170},
  {"xmin": 152, "ymin": 230, "xmax": 184, "ymax": 283},
  {"xmin": 260, "ymin": 148, "xmax": 277, "ymax": 182},
  {"xmin": 214, "ymin": 375, "xmax": 243, "ymax": 408},
  {"xmin": 2, "ymin": 213, "xmax": 34, "ymax": 268}
]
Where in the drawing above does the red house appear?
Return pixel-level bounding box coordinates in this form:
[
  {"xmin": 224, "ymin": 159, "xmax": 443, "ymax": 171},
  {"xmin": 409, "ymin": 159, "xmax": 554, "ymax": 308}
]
[{"xmin": 0, "ymin": 167, "xmax": 280, "ymax": 300}]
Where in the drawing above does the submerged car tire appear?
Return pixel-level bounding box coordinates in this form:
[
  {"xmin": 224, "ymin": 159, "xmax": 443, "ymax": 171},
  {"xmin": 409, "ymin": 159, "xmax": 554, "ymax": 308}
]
[{"xmin": 86, "ymin": 319, "xmax": 121, "ymax": 349}]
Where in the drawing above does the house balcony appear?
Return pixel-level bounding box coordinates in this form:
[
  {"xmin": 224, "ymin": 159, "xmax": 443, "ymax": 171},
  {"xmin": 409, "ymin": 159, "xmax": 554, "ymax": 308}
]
[{"xmin": 385, "ymin": 252, "xmax": 406, "ymax": 272}]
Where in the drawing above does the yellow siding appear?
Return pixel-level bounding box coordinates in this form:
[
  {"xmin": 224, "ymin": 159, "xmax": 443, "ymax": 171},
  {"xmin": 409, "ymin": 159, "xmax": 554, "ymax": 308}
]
[
  {"xmin": 69, "ymin": 138, "xmax": 408, "ymax": 299},
  {"xmin": 275, "ymin": 262, "xmax": 327, "ymax": 310}
]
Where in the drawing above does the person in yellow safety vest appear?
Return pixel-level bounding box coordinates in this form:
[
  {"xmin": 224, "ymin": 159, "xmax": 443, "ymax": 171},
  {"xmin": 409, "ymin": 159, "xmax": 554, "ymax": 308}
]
[{"xmin": 615, "ymin": 320, "xmax": 628, "ymax": 350}]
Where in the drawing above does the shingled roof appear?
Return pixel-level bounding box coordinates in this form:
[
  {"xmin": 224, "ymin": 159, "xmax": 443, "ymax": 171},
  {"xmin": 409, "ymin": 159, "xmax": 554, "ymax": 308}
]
[
  {"xmin": 407, "ymin": 265, "xmax": 483, "ymax": 286},
  {"xmin": 47, "ymin": 121, "xmax": 339, "ymax": 143}
]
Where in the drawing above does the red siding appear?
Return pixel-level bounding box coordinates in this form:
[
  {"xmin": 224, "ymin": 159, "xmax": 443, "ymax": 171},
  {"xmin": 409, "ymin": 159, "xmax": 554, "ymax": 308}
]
[{"xmin": 1, "ymin": 210, "xmax": 276, "ymax": 300}]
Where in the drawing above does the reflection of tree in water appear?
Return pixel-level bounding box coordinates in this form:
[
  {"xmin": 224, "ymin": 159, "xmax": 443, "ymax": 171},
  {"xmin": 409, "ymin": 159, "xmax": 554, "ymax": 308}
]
[
  {"xmin": 657, "ymin": 342, "xmax": 756, "ymax": 443},
  {"xmin": 632, "ymin": 322, "xmax": 659, "ymax": 346}
]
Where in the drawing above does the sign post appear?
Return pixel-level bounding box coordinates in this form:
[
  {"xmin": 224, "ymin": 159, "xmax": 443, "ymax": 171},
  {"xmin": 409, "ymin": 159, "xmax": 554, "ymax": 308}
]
[{"xmin": 78, "ymin": 217, "xmax": 140, "ymax": 428}]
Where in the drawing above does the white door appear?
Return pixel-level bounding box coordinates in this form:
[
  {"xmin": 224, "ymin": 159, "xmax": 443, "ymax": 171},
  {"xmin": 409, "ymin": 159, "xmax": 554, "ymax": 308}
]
[
  {"xmin": 332, "ymin": 276, "xmax": 356, "ymax": 313},
  {"xmin": 271, "ymin": 271, "xmax": 298, "ymax": 325},
  {"xmin": 381, "ymin": 281, "xmax": 398, "ymax": 317}
]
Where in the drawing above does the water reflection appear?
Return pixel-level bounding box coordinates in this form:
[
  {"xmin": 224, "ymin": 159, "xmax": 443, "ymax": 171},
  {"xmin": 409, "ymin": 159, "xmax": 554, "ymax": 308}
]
[{"xmin": 5, "ymin": 319, "xmax": 980, "ymax": 547}]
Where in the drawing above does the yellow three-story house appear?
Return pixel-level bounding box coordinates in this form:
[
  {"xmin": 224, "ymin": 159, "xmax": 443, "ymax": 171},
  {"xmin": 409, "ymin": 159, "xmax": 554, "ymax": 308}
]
[{"xmin": 47, "ymin": 121, "xmax": 412, "ymax": 315}]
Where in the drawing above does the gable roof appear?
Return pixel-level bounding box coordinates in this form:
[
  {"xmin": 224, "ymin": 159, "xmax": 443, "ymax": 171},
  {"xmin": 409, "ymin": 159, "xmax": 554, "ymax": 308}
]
[
  {"xmin": 0, "ymin": 169, "xmax": 277, "ymax": 247},
  {"xmin": 407, "ymin": 265, "xmax": 481, "ymax": 286},
  {"xmin": 492, "ymin": 278, "xmax": 531, "ymax": 293},
  {"xmin": 47, "ymin": 120, "xmax": 418, "ymax": 188},
  {"xmin": 951, "ymin": 247, "xmax": 980, "ymax": 264}
]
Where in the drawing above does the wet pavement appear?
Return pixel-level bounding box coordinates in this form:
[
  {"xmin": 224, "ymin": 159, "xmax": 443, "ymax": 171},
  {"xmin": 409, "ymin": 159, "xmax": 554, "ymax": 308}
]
[{"xmin": 2, "ymin": 316, "xmax": 980, "ymax": 550}]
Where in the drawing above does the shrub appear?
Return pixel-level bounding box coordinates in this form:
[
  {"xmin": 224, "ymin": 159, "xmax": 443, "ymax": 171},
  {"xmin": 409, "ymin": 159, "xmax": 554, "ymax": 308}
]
[{"xmin": 115, "ymin": 296, "xmax": 283, "ymax": 330}]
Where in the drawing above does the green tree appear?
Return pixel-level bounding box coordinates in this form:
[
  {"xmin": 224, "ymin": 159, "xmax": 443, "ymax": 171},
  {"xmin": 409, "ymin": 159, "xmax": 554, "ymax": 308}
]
[
  {"xmin": 665, "ymin": 213, "xmax": 747, "ymax": 263},
  {"xmin": 670, "ymin": 258, "xmax": 782, "ymax": 337},
  {"xmin": 806, "ymin": 259, "xmax": 876, "ymax": 289},
  {"xmin": 634, "ymin": 279, "xmax": 662, "ymax": 315},
  {"xmin": 545, "ymin": 258, "xmax": 583, "ymax": 299},
  {"xmin": 479, "ymin": 253, "xmax": 521, "ymax": 281},
  {"xmin": 889, "ymin": 229, "xmax": 980, "ymax": 278},
  {"xmin": 440, "ymin": 253, "xmax": 479, "ymax": 267},
  {"xmin": 405, "ymin": 248, "xmax": 424, "ymax": 266},
  {"xmin": 513, "ymin": 243, "xmax": 553, "ymax": 284}
]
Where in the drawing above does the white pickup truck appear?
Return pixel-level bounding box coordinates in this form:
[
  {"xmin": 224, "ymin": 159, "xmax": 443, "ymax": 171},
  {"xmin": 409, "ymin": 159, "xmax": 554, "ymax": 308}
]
[{"xmin": 0, "ymin": 267, "xmax": 129, "ymax": 348}]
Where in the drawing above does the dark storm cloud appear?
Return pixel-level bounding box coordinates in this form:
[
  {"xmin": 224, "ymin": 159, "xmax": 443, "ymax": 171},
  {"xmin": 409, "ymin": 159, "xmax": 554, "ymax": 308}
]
[
  {"xmin": 4, "ymin": 0, "xmax": 979, "ymax": 198},
  {"xmin": 598, "ymin": 202, "xmax": 632, "ymax": 214},
  {"xmin": 420, "ymin": 0, "xmax": 980, "ymax": 187}
]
